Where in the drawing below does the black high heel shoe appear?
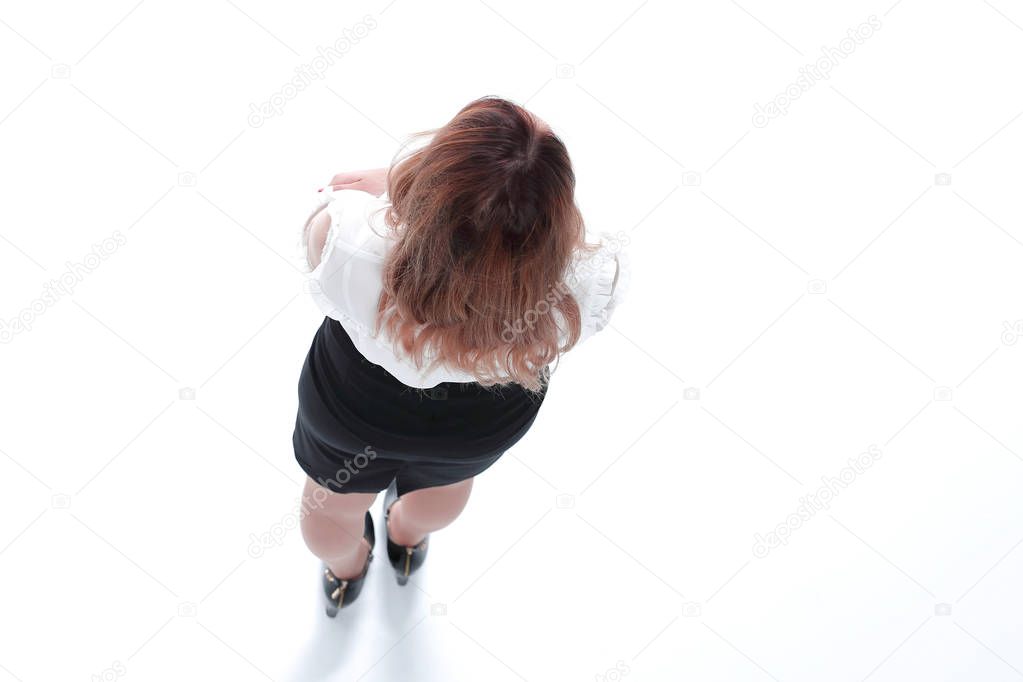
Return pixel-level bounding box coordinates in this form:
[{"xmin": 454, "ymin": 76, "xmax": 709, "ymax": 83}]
[
  {"xmin": 383, "ymin": 480, "xmax": 429, "ymax": 586},
  {"xmin": 321, "ymin": 510, "xmax": 375, "ymax": 617}
]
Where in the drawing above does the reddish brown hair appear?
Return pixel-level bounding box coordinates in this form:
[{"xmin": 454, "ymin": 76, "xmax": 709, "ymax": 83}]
[{"xmin": 375, "ymin": 96, "xmax": 596, "ymax": 391}]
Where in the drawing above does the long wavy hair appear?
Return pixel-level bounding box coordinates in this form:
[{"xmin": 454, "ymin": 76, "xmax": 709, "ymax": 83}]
[{"xmin": 374, "ymin": 96, "xmax": 597, "ymax": 392}]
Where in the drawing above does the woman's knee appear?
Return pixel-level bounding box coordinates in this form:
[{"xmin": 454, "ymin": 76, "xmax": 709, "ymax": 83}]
[
  {"xmin": 301, "ymin": 476, "xmax": 376, "ymax": 516},
  {"xmin": 299, "ymin": 477, "xmax": 376, "ymax": 554},
  {"xmin": 402, "ymin": 478, "xmax": 474, "ymax": 520}
]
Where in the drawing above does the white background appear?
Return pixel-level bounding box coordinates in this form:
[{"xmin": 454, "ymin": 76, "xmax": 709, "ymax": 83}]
[{"xmin": 2, "ymin": 1, "xmax": 1023, "ymax": 680}]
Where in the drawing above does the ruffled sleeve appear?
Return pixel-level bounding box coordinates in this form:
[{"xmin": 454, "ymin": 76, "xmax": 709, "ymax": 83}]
[
  {"xmin": 593, "ymin": 237, "xmax": 631, "ymax": 333},
  {"xmin": 298, "ymin": 188, "xmax": 389, "ymax": 338},
  {"xmin": 300, "ymin": 193, "xmax": 347, "ymax": 325},
  {"xmin": 297, "ymin": 197, "xmax": 331, "ymax": 275},
  {"xmin": 562, "ymin": 231, "xmax": 632, "ymax": 345}
]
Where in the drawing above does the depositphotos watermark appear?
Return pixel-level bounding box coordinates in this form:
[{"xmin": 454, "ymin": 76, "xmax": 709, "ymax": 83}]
[
  {"xmin": 752, "ymin": 444, "xmax": 882, "ymax": 558},
  {"xmin": 1, "ymin": 231, "xmax": 127, "ymax": 344},
  {"xmin": 500, "ymin": 232, "xmax": 630, "ymax": 342},
  {"xmin": 752, "ymin": 15, "xmax": 882, "ymax": 128},
  {"xmin": 90, "ymin": 660, "xmax": 126, "ymax": 682},
  {"xmin": 594, "ymin": 660, "xmax": 630, "ymax": 682},
  {"xmin": 247, "ymin": 15, "xmax": 378, "ymax": 127},
  {"xmin": 1001, "ymin": 319, "xmax": 1023, "ymax": 345},
  {"xmin": 248, "ymin": 446, "xmax": 377, "ymax": 558}
]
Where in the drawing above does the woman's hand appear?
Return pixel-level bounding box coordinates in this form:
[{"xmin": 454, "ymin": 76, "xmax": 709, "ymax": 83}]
[{"xmin": 321, "ymin": 168, "xmax": 388, "ymax": 197}]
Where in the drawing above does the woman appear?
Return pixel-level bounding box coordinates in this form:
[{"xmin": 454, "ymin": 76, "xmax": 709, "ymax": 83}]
[{"xmin": 293, "ymin": 96, "xmax": 629, "ymax": 616}]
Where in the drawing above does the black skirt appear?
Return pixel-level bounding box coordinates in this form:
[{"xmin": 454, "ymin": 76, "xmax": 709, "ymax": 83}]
[{"xmin": 293, "ymin": 316, "xmax": 547, "ymax": 495}]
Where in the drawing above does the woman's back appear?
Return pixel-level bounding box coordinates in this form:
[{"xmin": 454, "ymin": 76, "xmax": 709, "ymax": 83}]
[{"xmin": 301, "ymin": 185, "xmax": 630, "ymax": 389}]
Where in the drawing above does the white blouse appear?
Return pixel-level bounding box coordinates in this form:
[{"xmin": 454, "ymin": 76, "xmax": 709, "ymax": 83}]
[{"xmin": 299, "ymin": 187, "xmax": 631, "ymax": 388}]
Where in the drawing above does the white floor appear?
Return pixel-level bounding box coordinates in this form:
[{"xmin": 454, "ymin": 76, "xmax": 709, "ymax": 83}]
[{"xmin": 3, "ymin": 1, "xmax": 1023, "ymax": 680}]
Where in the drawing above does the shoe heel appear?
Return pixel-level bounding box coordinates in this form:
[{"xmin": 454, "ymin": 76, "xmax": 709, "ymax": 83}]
[
  {"xmin": 395, "ymin": 546, "xmax": 413, "ymax": 585},
  {"xmin": 320, "ymin": 511, "xmax": 375, "ymax": 617},
  {"xmin": 384, "ymin": 480, "xmax": 429, "ymax": 586}
]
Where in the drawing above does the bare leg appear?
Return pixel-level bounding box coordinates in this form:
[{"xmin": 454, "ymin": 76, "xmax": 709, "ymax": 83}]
[
  {"xmin": 300, "ymin": 477, "xmax": 377, "ymax": 579},
  {"xmin": 387, "ymin": 478, "xmax": 474, "ymax": 546}
]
